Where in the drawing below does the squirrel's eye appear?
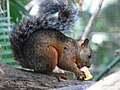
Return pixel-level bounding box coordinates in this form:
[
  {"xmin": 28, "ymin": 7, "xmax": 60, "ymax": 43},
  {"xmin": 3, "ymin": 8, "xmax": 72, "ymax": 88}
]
[{"xmin": 88, "ymin": 53, "xmax": 92, "ymax": 59}]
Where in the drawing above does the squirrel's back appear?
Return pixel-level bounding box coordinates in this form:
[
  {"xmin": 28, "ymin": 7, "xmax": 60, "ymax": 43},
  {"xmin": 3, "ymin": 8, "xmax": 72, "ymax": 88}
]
[{"xmin": 21, "ymin": 29, "xmax": 77, "ymax": 72}]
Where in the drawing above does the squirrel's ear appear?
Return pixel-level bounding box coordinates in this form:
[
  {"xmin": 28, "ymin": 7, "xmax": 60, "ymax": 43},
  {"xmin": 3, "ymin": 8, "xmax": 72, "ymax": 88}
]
[{"xmin": 81, "ymin": 39, "xmax": 89, "ymax": 47}]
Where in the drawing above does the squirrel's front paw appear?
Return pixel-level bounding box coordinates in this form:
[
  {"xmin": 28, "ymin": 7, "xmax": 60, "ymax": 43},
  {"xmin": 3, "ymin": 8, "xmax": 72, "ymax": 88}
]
[
  {"xmin": 77, "ymin": 66, "xmax": 93, "ymax": 80},
  {"xmin": 76, "ymin": 71, "xmax": 86, "ymax": 80}
]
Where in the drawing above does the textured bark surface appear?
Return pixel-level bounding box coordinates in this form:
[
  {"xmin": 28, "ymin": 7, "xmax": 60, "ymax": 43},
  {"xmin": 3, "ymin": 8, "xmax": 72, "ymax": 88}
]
[{"xmin": 0, "ymin": 60, "xmax": 94, "ymax": 90}]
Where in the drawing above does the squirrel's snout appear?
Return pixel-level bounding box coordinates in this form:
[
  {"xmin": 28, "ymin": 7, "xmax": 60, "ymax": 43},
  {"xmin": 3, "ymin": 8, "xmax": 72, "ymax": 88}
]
[
  {"xmin": 86, "ymin": 61, "xmax": 91, "ymax": 68},
  {"xmin": 86, "ymin": 64, "xmax": 91, "ymax": 68}
]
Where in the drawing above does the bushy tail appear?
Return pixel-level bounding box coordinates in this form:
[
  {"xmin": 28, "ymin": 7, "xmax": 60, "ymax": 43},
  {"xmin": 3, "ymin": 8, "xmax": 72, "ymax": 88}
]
[
  {"xmin": 10, "ymin": 17, "xmax": 31, "ymax": 62},
  {"xmin": 31, "ymin": 0, "xmax": 79, "ymax": 31},
  {"xmin": 10, "ymin": 0, "xmax": 78, "ymax": 62}
]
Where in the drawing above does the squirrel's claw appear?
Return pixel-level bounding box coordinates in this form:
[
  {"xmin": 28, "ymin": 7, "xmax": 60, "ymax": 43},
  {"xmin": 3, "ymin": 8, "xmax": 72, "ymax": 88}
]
[{"xmin": 49, "ymin": 73, "xmax": 68, "ymax": 82}]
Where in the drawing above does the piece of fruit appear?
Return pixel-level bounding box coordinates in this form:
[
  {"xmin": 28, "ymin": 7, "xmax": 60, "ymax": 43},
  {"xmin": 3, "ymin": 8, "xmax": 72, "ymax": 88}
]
[{"xmin": 80, "ymin": 66, "xmax": 93, "ymax": 80}]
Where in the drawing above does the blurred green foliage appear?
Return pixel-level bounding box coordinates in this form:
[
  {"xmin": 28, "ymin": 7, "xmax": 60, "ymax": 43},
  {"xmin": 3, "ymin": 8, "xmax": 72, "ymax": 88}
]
[
  {"xmin": 10, "ymin": 0, "xmax": 30, "ymax": 22},
  {"xmin": 0, "ymin": 0, "xmax": 30, "ymax": 67}
]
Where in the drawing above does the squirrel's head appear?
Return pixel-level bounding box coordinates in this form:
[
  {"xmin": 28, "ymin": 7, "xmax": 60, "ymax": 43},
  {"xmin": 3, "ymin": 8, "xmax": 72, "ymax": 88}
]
[{"xmin": 76, "ymin": 39, "xmax": 92, "ymax": 69}]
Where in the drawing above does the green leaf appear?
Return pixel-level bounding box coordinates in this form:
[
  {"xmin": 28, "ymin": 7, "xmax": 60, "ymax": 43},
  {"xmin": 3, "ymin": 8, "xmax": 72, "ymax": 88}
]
[
  {"xmin": 2, "ymin": 58, "xmax": 17, "ymax": 64},
  {"xmin": 0, "ymin": 35, "xmax": 9, "ymax": 40},
  {"xmin": 10, "ymin": 0, "xmax": 29, "ymax": 22},
  {"xmin": 0, "ymin": 42, "xmax": 11, "ymax": 47},
  {"xmin": 0, "ymin": 28, "xmax": 12, "ymax": 33},
  {"xmin": 0, "ymin": 17, "xmax": 12, "ymax": 21},
  {"xmin": 2, "ymin": 50, "xmax": 12, "ymax": 55},
  {"xmin": 0, "ymin": 23, "xmax": 12, "ymax": 27}
]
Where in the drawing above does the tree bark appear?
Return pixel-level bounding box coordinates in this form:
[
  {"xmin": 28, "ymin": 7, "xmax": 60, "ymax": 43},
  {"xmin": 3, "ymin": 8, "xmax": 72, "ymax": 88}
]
[{"xmin": 0, "ymin": 60, "xmax": 94, "ymax": 90}]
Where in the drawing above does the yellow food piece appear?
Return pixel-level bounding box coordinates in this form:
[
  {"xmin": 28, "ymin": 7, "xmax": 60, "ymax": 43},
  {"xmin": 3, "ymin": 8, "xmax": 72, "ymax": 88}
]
[{"xmin": 80, "ymin": 66, "xmax": 93, "ymax": 80}]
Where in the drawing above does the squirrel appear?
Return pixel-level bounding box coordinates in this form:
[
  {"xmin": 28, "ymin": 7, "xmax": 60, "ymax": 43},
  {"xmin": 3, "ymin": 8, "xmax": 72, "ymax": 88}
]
[{"xmin": 10, "ymin": 0, "xmax": 92, "ymax": 80}]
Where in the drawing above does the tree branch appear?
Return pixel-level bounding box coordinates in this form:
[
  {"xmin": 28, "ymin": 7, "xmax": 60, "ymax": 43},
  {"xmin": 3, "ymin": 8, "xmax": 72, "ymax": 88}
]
[
  {"xmin": 81, "ymin": 0, "xmax": 104, "ymax": 40},
  {"xmin": 0, "ymin": 60, "xmax": 94, "ymax": 89}
]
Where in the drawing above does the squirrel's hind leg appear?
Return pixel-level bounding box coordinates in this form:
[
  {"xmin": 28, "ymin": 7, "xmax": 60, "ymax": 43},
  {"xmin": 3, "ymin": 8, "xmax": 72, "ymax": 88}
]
[
  {"xmin": 33, "ymin": 45, "xmax": 58, "ymax": 73},
  {"xmin": 43, "ymin": 46, "xmax": 68, "ymax": 80}
]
